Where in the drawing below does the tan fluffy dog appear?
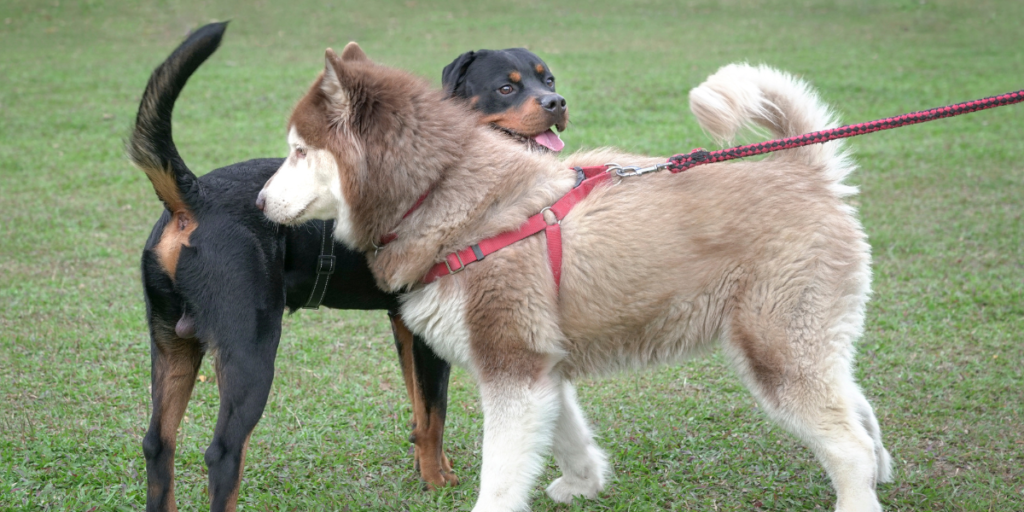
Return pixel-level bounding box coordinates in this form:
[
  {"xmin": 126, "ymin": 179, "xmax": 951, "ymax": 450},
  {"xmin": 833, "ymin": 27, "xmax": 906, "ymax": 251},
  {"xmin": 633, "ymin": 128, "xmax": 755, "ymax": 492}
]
[{"xmin": 258, "ymin": 44, "xmax": 893, "ymax": 512}]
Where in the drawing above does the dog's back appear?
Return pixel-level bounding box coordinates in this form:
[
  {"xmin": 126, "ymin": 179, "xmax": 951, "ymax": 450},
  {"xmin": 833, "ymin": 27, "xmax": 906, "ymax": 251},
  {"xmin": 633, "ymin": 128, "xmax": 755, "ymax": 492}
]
[{"xmin": 555, "ymin": 64, "xmax": 869, "ymax": 374}]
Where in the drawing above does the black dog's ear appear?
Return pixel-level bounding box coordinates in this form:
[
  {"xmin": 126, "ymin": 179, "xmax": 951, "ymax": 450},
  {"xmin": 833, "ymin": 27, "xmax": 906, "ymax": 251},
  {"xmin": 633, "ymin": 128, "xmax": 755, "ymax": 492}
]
[{"xmin": 441, "ymin": 51, "xmax": 476, "ymax": 99}]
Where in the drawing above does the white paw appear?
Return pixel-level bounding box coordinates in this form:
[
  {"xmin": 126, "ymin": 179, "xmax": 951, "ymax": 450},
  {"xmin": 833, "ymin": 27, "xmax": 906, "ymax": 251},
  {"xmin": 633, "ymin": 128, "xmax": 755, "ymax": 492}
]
[
  {"xmin": 545, "ymin": 447, "xmax": 607, "ymax": 504},
  {"xmin": 545, "ymin": 474, "xmax": 603, "ymax": 503}
]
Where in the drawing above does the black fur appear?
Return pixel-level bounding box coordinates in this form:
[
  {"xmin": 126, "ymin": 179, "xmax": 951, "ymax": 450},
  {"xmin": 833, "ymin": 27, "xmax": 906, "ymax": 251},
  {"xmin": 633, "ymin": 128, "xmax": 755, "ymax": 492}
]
[
  {"xmin": 442, "ymin": 47, "xmax": 565, "ymax": 125},
  {"xmin": 132, "ymin": 24, "xmax": 451, "ymax": 511}
]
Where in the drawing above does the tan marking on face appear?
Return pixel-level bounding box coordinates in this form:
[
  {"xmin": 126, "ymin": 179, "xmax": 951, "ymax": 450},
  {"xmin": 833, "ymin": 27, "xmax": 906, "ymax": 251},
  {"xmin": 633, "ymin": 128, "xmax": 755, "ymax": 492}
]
[
  {"xmin": 509, "ymin": 71, "xmax": 521, "ymax": 83},
  {"xmin": 535, "ymin": 64, "xmax": 545, "ymax": 74},
  {"xmin": 154, "ymin": 210, "xmax": 197, "ymax": 279},
  {"xmin": 479, "ymin": 98, "xmax": 566, "ymax": 137}
]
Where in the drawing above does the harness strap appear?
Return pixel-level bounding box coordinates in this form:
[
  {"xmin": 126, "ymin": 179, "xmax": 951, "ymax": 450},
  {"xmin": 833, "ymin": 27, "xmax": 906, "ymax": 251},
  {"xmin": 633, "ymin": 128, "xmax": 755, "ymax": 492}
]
[
  {"xmin": 422, "ymin": 165, "xmax": 610, "ymax": 290},
  {"xmin": 302, "ymin": 219, "xmax": 336, "ymax": 309}
]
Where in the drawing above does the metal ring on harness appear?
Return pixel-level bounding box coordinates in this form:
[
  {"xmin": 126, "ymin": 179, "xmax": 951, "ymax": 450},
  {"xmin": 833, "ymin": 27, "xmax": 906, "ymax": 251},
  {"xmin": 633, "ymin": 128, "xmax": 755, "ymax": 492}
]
[{"xmin": 444, "ymin": 251, "xmax": 466, "ymax": 275}]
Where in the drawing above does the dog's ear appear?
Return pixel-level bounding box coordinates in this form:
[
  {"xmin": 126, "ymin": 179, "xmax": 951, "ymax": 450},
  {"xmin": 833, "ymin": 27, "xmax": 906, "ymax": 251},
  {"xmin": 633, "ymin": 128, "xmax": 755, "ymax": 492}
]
[
  {"xmin": 321, "ymin": 48, "xmax": 352, "ymax": 120},
  {"xmin": 441, "ymin": 51, "xmax": 476, "ymax": 99},
  {"xmin": 340, "ymin": 41, "xmax": 369, "ymax": 62}
]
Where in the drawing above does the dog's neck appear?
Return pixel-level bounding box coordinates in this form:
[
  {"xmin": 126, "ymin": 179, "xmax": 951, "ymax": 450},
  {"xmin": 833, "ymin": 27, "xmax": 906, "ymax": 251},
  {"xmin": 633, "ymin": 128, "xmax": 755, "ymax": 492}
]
[{"xmin": 368, "ymin": 125, "xmax": 574, "ymax": 291}]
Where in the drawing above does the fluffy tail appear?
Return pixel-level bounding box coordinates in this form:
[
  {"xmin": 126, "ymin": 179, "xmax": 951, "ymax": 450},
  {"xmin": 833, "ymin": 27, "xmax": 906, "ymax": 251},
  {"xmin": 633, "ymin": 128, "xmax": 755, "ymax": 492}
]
[
  {"xmin": 688, "ymin": 63, "xmax": 855, "ymax": 194},
  {"xmin": 127, "ymin": 22, "xmax": 228, "ymax": 212}
]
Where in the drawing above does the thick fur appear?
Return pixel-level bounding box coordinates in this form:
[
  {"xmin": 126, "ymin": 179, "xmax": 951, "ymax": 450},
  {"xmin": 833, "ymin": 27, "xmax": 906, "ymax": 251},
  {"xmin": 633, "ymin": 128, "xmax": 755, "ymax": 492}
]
[
  {"xmin": 131, "ymin": 25, "xmax": 457, "ymax": 512},
  {"xmin": 260, "ymin": 49, "xmax": 893, "ymax": 512}
]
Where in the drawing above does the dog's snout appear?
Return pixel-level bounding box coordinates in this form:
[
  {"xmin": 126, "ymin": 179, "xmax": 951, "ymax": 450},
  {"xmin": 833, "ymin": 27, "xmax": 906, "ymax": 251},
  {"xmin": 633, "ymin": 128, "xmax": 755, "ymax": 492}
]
[
  {"xmin": 540, "ymin": 94, "xmax": 566, "ymax": 113},
  {"xmin": 255, "ymin": 190, "xmax": 266, "ymax": 211}
]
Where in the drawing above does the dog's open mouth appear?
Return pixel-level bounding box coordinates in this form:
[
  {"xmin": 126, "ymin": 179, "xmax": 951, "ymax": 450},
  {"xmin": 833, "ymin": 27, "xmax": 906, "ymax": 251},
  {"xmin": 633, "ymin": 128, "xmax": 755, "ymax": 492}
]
[
  {"xmin": 532, "ymin": 129, "xmax": 565, "ymax": 152},
  {"xmin": 493, "ymin": 125, "xmax": 565, "ymax": 152}
]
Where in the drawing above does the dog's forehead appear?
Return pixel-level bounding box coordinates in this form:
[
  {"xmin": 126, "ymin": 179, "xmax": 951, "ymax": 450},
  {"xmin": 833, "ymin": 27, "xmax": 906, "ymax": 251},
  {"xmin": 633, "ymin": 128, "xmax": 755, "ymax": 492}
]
[
  {"xmin": 471, "ymin": 49, "xmax": 550, "ymax": 82},
  {"xmin": 288, "ymin": 88, "xmax": 332, "ymax": 148},
  {"xmin": 503, "ymin": 48, "xmax": 548, "ymax": 73},
  {"xmin": 287, "ymin": 126, "xmax": 304, "ymax": 146}
]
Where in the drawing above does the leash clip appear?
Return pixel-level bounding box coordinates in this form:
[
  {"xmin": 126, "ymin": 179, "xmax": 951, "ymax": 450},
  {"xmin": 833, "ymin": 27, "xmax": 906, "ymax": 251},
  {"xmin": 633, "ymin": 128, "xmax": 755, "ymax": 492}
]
[{"xmin": 605, "ymin": 162, "xmax": 670, "ymax": 178}]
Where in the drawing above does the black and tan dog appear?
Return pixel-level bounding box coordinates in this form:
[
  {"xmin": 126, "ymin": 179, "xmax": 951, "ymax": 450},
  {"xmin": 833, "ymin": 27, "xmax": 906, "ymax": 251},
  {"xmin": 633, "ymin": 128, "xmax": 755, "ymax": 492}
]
[
  {"xmin": 443, "ymin": 48, "xmax": 567, "ymax": 151},
  {"xmin": 131, "ymin": 24, "xmax": 567, "ymax": 512}
]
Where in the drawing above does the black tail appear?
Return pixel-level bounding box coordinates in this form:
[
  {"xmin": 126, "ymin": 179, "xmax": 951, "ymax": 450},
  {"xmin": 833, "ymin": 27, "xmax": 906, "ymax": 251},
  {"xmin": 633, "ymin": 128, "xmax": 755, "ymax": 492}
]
[{"xmin": 128, "ymin": 22, "xmax": 228, "ymax": 213}]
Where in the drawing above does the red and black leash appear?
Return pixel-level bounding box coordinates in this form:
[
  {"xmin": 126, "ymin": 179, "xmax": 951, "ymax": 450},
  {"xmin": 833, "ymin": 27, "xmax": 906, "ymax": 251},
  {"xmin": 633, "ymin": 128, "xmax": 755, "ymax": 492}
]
[
  {"xmin": 420, "ymin": 88, "xmax": 1024, "ymax": 286},
  {"xmin": 655, "ymin": 89, "xmax": 1024, "ymax": 174}
]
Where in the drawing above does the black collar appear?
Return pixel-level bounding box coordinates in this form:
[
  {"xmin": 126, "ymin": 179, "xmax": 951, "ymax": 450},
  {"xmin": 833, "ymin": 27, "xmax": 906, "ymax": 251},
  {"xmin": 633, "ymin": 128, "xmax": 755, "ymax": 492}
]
[{"xmin": 302, "ymin": 219, "xmax": 336, "ymax": 309}]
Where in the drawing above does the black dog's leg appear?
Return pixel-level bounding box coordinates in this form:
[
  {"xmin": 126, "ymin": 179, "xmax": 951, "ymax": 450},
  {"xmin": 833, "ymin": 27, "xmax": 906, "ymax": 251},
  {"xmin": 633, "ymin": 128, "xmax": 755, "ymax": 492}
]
[
  {"xmin": 391, "ymin": 311, "xmax": 419, "ymax": 434},
  {"xmin": 411, "ymin": 327, "xmax": 457, "ymax": 487},
  {"xmin": 388, "ymin": 311, "xmax": 458, "ymax": 488},
  {"xmin": 143, "ymin": 332, "xmax": 203, "ymax": 512},
  {"xmin": 204, "ymin": 322, "xmax": 281, "ymax": 512}
]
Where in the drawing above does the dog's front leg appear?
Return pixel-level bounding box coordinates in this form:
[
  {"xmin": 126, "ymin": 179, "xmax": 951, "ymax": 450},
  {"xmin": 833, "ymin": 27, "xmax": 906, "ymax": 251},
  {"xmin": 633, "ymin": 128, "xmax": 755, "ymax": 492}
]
[
  {"xmin": 388, "ymin": 311, "xmax": 458, "ymax": 489},
  {"xmin": 472, "ymin": 366, "xmax": 561, "ymax": 512}
]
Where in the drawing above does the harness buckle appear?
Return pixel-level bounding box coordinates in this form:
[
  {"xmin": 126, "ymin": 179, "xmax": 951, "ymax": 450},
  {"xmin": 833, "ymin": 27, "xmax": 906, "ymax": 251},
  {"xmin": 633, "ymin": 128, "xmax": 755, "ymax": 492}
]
[
  {"xmin": 444, "ymin": 252, "xmax": 466, "ymax": 275},
  {"xmin": 316, "ymin": 255, "xmax": 336, "ymax": 275}
]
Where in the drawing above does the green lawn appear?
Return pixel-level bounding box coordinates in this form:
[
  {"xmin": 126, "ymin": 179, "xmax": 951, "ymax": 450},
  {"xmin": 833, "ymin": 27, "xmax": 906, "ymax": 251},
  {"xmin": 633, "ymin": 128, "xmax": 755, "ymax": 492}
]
[{"xmin": 1, "ymin": 0, "xmax": 1022, "ymax": 510}]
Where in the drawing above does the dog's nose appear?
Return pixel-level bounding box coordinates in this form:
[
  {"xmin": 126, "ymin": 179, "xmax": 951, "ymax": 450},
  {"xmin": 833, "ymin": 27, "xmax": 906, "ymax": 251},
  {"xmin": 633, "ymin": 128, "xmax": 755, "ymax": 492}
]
[
  {"xmin": 256, "ymin": 191, "xmax": 266, "ymax": 211},
  {"xmin": 540, "ymin": 94, "xmax": 566, "ymax": 113}
]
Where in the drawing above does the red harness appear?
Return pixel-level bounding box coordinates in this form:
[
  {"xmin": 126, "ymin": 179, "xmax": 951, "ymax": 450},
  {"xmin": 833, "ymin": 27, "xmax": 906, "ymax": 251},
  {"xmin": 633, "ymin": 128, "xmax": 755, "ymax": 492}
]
[
  {"xmin": 375, "ymin": 165, "xmax": 611, "ymax": 292},
  {"xmin": 421, "ymin": 165, "xmax": 610, "ymax": 290}
]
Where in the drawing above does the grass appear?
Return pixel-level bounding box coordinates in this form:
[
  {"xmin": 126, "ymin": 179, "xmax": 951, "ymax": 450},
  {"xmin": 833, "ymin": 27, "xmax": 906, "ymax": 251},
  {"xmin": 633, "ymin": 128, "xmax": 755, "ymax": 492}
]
[{"xmin": 1, "ymin": 0, "xmax": 1022, "ymax": 510}]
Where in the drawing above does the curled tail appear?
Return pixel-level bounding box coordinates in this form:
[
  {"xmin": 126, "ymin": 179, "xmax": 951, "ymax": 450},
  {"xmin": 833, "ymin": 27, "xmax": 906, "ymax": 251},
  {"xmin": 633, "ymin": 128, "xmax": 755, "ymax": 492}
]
[
  {"xmin": 689, "ymin": 63, "xmax": 856, "ymax": 194},
  {"xmin": 128, "ymin": 22, "xmax": 228, "ymax": 212}
]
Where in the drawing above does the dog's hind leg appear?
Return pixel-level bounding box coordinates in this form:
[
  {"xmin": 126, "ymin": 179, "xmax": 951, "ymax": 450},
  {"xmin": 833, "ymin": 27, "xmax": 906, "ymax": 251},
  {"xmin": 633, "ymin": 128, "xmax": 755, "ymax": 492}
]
[
  {"xmin": 143, "ymin": 333, "xmax": 203, "ymax": 512},
  {"xmin": 389, "ymin": 311, "xmax": 458, "ymax": 489},
  {"xmin": 854, "ymin": 391, "xmax": 893, "ymax": 484},
  {"xmin": 545, "ymin": 380, "xmax": 608, "ymax": 503},
  {"xmin": 724, "ymin": 307, "xmax": 886, "ymax": 512},
  {"xmin": 204, "ymin": 328, "xmax": 281, "ymax": 512}
]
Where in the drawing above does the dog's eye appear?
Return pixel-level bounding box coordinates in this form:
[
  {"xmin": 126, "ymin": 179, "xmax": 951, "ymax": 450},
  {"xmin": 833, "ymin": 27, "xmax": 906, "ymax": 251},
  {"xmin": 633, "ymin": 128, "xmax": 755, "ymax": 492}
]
[
  {"xmin": 546, "ymin": 77, "xmax": 555, "ymax": 87},
  {"xmin": 498, "ymin": 85, "xmax": 514, "ymax": 95},
  {"xmin": 295, "ymin": 147, "xmax": 307, "ymax": 158}
]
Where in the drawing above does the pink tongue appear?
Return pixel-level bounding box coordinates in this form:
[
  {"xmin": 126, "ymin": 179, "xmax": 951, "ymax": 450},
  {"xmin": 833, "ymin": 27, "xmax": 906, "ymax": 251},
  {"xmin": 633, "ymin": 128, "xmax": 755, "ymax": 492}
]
[{"xmin": 533, "ymin": 129, "xmax": 564, "ymax": 152}]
